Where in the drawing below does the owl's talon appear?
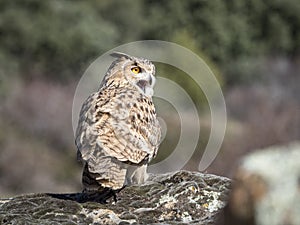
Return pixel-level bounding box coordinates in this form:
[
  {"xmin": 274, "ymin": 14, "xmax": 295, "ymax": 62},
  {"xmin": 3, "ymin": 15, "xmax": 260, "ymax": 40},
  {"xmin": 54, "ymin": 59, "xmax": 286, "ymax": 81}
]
[{"xmin": 112, "ymin": 191, "xmax": 118, "ymax": 202}]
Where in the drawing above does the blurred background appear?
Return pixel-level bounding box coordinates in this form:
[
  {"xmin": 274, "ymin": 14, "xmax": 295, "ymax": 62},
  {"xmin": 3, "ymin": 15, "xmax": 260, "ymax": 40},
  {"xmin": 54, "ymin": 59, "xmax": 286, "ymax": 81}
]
[{"xmin": 0, "ymin": 0, "xmax": 299, "ymax": 197}]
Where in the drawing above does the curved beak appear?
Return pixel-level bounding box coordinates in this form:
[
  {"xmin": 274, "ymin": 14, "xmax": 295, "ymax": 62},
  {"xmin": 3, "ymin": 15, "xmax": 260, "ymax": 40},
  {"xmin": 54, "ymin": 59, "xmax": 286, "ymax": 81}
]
[
  {"xmin": 136, "ymin": 73, "xmax": 155, "ymax": 97},
  {"xmin": 148, "ymin": 74, "xmax": 155, "ymax": 88}
]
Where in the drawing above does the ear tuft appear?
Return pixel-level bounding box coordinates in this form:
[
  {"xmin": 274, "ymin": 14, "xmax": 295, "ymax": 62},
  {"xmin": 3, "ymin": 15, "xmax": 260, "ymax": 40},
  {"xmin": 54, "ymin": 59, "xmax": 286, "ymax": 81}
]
[{"xmin": 110, "ymin": 52, "xmax": 132, "ymax": 60}]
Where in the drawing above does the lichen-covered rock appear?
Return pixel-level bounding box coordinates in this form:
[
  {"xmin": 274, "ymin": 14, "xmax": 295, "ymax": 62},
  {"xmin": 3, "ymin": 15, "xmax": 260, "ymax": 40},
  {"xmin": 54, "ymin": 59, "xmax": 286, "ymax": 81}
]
[
  {"xmin": 225, "ymin": 142, "xmax": 300, "ymax": 225},
  {"xmin": 0, "ymin": 170, "xmax": 231, "ymax": 225}
]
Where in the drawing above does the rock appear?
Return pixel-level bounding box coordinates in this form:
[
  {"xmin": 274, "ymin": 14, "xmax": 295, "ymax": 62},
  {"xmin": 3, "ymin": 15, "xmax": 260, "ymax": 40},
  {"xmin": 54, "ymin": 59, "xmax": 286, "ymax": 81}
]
[
  {"xmin": 224, "ymin": 142, "xmax": 300, "ymax": 225},
  {"xmin": 0, "ymin": 170, "xmax": 231, "ymax": 225}
]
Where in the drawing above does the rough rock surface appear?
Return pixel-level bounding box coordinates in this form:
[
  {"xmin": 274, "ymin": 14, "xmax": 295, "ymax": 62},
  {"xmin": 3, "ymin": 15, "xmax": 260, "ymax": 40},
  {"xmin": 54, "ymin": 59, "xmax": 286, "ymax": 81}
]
[
  {"xmin": 225, "ymin": 142, "xmax": 300, "ymax": 225},
  {"xmin": 0, "ymin": 170, "xmax": 230, "ymax": 225}
]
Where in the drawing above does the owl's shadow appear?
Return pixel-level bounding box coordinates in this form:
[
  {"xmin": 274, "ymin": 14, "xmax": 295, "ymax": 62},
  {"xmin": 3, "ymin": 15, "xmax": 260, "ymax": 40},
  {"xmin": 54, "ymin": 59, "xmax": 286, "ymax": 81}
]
[{"xmin": 47, "ymin": 188, "xmax": 120, "ymax": 204}]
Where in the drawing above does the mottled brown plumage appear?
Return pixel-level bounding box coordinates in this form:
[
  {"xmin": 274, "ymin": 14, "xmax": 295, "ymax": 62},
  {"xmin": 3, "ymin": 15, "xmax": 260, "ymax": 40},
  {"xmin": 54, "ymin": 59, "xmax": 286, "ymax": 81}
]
[{"xmin": 75, "ymin": 52, "xmax": 161, "ymax": 197}]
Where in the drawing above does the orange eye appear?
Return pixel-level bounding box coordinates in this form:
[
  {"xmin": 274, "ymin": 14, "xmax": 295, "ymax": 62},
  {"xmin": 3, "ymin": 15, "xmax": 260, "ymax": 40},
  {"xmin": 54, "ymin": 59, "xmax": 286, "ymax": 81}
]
[{"xmin": 131, "ymin": 66, "xmax": 141, "ymax": 74}]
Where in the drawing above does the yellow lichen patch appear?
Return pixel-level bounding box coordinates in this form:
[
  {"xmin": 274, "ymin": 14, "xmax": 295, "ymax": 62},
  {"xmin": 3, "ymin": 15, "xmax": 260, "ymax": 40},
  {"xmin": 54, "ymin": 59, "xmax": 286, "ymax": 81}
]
[{"xmin": 202, "ymin": 203, "xmax": 209, "ymax": 208}]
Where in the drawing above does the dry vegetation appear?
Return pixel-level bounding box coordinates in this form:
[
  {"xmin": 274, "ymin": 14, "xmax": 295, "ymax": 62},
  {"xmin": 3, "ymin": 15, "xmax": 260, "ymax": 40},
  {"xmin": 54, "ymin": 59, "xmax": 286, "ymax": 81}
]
[
  {"xmin": 211, "ymin": 58, "xmax": 300, "ymax": 176},
  {"xmin": 1, "ymin": 80, "xmax": 81, "ymax": 196}
]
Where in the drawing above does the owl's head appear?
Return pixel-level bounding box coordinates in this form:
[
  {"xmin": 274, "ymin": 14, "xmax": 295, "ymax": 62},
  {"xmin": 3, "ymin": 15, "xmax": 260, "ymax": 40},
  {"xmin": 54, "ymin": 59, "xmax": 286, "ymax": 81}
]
[{"xmin": 106, "ymin": 52, "xmax": 156, "ymax": 97}]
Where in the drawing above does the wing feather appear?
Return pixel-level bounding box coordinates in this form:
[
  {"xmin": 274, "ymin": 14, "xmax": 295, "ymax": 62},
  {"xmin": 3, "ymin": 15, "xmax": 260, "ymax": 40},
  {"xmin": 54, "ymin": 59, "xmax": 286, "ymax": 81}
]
[{"xmin": 76, "ymin": 87, "xmax": 161, "ymax": 166}]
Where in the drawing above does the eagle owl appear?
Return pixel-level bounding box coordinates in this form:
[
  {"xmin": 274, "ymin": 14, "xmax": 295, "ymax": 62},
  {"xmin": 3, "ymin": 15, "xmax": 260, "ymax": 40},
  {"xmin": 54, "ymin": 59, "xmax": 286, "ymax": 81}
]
[{"xmin": 75, "ymin": 52, "xmax": 161, "ymax": 201}]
